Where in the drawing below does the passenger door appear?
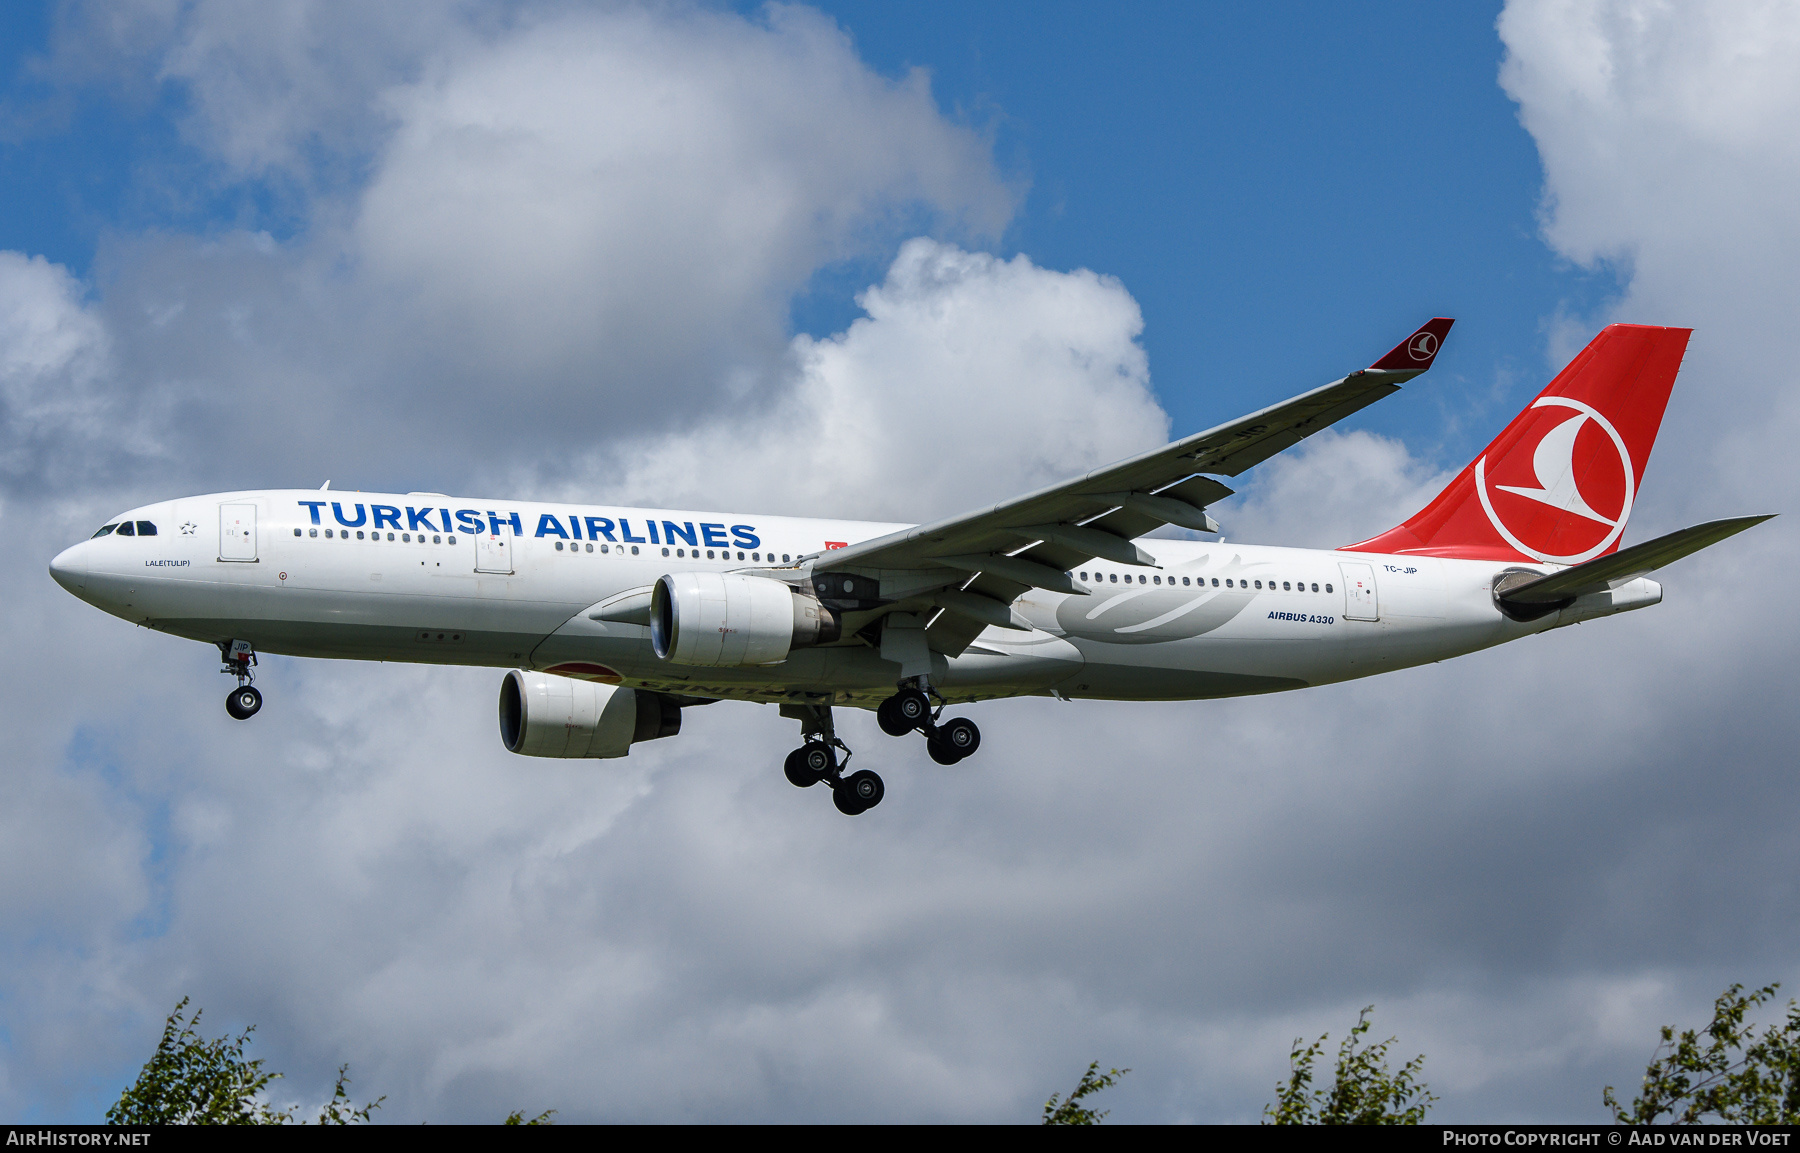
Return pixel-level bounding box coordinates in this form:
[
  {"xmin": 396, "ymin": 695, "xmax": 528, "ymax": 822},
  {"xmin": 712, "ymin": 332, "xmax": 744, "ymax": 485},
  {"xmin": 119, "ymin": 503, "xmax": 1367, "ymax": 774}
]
[
  {"xmin": 219, "ymin": 503, "xmax": 258, "ymax": 562},
  {"xmin": 476, "ymin": 521, "xmax": 514, "ymax": 574},
  {"xmin": 1338, "ymin": 561, "xmax": 1379, "ymax": 621}
]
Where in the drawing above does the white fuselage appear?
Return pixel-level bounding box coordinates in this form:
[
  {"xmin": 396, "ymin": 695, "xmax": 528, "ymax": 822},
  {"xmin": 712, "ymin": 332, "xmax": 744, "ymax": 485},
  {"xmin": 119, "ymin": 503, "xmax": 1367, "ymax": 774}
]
[{"xmin": 48, "ymin": 489, "xmax": 1662, "ymax": 709}]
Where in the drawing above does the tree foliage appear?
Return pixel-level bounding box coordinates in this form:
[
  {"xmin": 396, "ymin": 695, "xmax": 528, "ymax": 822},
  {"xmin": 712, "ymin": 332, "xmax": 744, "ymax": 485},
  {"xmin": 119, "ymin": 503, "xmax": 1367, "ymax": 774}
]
[
  {"xmin": 1263, "ymin": 1006, "xmax": 1435, "ymax": 1125},
  {"xmin": 106, "ymin": 998, "xmax": 382, "ymax": 1125},
  {"xmin": 1605, "ymin": 982, "xmax": 1800, "ymax": 1125},
  {"xmin": 1042, "ymin": 1061, "xmax": 1129, "ymax": 1124}
]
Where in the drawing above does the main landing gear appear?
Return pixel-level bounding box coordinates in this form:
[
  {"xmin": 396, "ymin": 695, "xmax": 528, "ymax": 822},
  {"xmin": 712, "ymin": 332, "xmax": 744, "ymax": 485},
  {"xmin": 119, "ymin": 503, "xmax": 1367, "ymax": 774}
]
[
  {"xmin": 877, "ymin": 683, "xmax": 980, "ymax": 765},
  {"xmin": 219, "ymin": 639, "xmax": 262, "ymax": 720},
  {"xmin": 781, "ymin": 702, "xmax": 884, "ymax": 816}
]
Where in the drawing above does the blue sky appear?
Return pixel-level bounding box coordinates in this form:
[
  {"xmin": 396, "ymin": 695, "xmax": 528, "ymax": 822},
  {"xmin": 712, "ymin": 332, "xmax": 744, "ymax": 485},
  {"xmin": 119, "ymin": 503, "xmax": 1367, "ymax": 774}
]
[{"xmin": 3, "ymin": 0, "xmax": 1797, "ymax": 1125}]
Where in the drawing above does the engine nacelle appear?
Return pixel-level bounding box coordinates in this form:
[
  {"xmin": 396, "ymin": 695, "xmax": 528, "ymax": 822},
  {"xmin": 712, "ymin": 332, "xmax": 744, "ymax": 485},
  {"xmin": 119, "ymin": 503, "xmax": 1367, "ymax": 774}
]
[
  {"xmin": 650, "ymin": 571, "xmax": 839, "ymax": 666},
  {"xmin": 498, "ymin": 670, "xmax": 680, "ymax": 759}
]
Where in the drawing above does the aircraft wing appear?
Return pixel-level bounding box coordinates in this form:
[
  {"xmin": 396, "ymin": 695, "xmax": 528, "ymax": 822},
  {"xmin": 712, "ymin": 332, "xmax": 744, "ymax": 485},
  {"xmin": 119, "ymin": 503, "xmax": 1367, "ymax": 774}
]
[{"xmin": 810, "ymin": 318, "xmax": 1455, "ymax": 653}]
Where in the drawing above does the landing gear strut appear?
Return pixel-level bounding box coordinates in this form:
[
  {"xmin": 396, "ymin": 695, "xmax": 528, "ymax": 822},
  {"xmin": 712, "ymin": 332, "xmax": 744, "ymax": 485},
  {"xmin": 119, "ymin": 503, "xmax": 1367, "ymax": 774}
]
[
  {"xmin": 878, "ymin": 681, "xmax": 980, "ymax": 765},
  {"xmin": 780, "ymin": 701, "xmax": 882, "ymax": 816},
  {"xmin": 219, "ymin": 639, "xmax": 262, "ymax": 720}
]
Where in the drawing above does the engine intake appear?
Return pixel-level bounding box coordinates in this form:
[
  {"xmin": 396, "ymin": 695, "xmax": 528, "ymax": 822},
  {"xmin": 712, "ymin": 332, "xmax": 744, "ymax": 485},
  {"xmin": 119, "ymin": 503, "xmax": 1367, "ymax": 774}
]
[
  {"xmin": 498, "ymin": 670, "xmax": 680, "ymax": 759},
  {"xmin": 650, "ymin": 571, "xmax": 839, "ymax": 667}
]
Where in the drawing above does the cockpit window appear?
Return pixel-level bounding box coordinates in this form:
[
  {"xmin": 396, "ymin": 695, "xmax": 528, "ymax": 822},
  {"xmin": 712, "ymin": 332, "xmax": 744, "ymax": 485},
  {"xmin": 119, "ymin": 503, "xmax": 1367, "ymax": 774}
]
[
  {"xmin": 116, "ymin": 521, "xmax": 136, "ymax": 537},
  {"xmin": 136, "ymin": 521, "xmax": 157, "ymax": 536},
  {"xmin": 92, "ymin": 524, "xmax": 118, "ymax": 538}
]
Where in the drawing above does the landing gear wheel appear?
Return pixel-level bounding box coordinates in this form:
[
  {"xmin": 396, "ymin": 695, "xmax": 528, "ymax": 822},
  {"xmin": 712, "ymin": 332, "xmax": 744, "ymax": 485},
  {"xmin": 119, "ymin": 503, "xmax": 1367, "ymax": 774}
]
[
  {"xmin": 783, "ymin": 747, "xmax": 818, "ymax": 788},
  {"xmin": 833, "ymin": 769, "xmax": 884, "ymax": 815},
  {"xmin": 936, "ymin": 717, "xmax": 980, "ymax": 759},
  {"xmin": 884, "ymin": 689, "xmax": 932, "ymax": 734},
  {"xmin": 925, "ymin": 735, "xmax": 963, "ymax": 765},
  {"xmin": 877, "ymin": 696, "xmax": 913, "ymax": 737},
  {"xmin": 225, "ymin": 685, "xmax": 263, "ymax": 720},
  {"xmin": 784, "ymin": 742, "xmax": 834, "ymax": 787}
]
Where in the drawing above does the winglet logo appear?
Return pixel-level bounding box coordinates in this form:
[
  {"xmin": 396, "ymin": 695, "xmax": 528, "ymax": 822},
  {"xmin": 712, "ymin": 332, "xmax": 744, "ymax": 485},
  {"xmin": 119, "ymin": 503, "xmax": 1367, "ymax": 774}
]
[
  {"xmin": 1474, "ymin": 397, "xmax": 1634, "ymax": 564},
  {"xmin": 1408, "ymin": 331, "xmax": 1438, "ymax": 361}
]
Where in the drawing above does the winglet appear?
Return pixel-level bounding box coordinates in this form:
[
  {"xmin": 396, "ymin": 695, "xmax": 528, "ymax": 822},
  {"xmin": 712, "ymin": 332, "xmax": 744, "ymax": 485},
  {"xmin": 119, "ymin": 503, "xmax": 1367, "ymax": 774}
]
[{"xmin": 1369, "ymin": 317, "xmax": 1455, "ymax": 371}]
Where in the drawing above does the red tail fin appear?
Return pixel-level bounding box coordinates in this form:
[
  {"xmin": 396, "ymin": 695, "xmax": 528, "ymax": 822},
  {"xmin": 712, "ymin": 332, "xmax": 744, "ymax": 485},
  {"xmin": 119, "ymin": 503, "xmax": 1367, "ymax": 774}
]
[{"xmin": 1343, "ymin": 324, "xmax": 1691, "ymax": 563}]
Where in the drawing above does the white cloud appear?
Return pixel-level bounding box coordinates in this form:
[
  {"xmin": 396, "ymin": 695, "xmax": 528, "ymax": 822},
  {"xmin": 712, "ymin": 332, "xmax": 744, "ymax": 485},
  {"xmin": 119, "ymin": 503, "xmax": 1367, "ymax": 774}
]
[
  {"xmin": 0, "ymin": 251, "xmax": 124, "ymax": 494},
  {"xmin": 29, "ymin": 2, "xmax": 1014, "ymax": 498},
  {"xmin": 1212, "ymin": 428, "xmax": 1454, "ymax": 551},
  {"xmin": 598, "ymin": 238, "xmax": 1167, "ymax": 521},
  {"xmin": 353, "ymin": 5, "xmax": 1013, "ymax": 425}
]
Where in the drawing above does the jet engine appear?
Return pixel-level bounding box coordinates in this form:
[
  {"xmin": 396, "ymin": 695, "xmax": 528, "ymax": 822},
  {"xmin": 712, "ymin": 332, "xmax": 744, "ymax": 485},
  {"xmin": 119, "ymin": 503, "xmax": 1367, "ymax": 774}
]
[
  {"xmin": 650, "ymin": 572, "xmax": 839, "ymax": 667},
  {"xmin": 498, "ymin": 670, "xmax": 680, "ymax": 759}
]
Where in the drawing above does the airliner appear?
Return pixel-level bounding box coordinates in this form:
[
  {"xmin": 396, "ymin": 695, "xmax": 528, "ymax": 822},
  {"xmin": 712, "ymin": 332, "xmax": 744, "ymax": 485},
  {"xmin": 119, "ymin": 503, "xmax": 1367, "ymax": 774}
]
[{"xmin": 48, "ymin": 320, "xmax": 1769, "ymax": 815}]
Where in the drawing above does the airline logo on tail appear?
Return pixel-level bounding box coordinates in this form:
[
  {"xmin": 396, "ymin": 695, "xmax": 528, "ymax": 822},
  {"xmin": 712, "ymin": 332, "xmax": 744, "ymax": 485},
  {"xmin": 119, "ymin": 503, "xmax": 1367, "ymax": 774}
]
[
  {"xmin": 1342, "ymin": 324, "xmax": 1690, "ymax": 564},
  {"xmin": 1474, "ymin": 398, "xmax": 1635, "ymax": 564}
]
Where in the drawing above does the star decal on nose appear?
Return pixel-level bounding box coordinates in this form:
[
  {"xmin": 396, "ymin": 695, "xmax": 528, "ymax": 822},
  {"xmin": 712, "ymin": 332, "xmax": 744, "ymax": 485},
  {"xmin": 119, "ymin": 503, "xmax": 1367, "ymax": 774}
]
[{"xmin": 180, "ymin": 522, "xmax": 197, "ymax": 535}]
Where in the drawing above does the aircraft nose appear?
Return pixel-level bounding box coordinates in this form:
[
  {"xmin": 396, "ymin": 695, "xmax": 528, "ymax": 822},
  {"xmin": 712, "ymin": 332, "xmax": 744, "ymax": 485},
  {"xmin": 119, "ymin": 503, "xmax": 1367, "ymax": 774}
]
[{"xmin": 49, "ymin": 544, "xmax": 87, "ymax": 593}]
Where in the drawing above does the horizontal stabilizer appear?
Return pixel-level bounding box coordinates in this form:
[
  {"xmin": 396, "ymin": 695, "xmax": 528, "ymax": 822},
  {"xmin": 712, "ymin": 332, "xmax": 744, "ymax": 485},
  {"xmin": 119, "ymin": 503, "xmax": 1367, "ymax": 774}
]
[{"xmin": 1496, "ymin": 515, "xmax": 1774, "ymax": 605}]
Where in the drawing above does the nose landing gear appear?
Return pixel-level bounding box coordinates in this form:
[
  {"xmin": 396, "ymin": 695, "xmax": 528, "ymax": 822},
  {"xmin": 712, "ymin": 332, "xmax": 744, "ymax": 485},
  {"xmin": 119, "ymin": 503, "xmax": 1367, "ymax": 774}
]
[
  {"xmin": 780, "ymin": 701, "xmax": 883, "ymax": 816},
  {"xmin": 219, "ymin": 639, "xmax": 262, "ymax": 720}
]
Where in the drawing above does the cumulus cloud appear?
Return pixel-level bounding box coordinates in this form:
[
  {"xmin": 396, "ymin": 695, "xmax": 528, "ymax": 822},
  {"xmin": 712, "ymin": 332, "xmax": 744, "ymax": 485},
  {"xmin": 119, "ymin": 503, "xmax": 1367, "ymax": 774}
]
[
  {"xmin": 1212, "ymin": 428, "xmax": 1453, "ymax": 551},
  {"xmin": 26, "ymin": 1, "xmax": 1014, "ymax": 500},
  {"xmin": 0, "ymin": 251, "xmax": 123, "ymax": 495},
  {"xmin": 598, "ymin": 238, "xmax": 1167, "ymax": 520}
]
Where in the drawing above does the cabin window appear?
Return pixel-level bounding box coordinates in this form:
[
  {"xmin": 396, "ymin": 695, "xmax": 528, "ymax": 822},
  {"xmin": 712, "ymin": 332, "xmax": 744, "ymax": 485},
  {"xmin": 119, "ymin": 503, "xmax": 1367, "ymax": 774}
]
[
  {"xmin": 357, "ymin": 531, "xmax": 365, "ymax": 539},
  {"xmin": 388, "ymin": 533, "xmax": 396, "ymax": 541},
  {"xmin": 1325, "ymin": 583, "xmax": 1334, "ymax": 593},
  {"xmin": 1225, "ymin": 579, "xmax": 1233, "ymax": 588},
  {"xmin": 631, "ymin": 546, "xmax": 640, "ymax": 555},
  {"xmin": 705, "ymin": 550, "xmax": 714, "ymax": 559},
  {"xmin": 737, "ymin": 551, "xmax": 745, "ymax": 560},
  {"xmin": 585, "ymin": 543, "xmax": 593, "ymax": 552},
  {"xmin": 325, "ymin": 529, "xmax": 333, "ymax": 538},
  {"xmin": 433, "ymin": 535, "xmax": 442, "ymax": 544},
  {"xmin": 1211, "ymin": 578, "xmax": 1219, "ymax": 587},
  {"xmin": 782, "ymin": 554, "xmax": 791, "ymax": 562},
  {"xmin": 601, "ymin": 544, "xmax": 609, "ymax": 553},
  {"xmin": 1108, "ymin": 573, "xmax": 1117, "ymax": 583},
  {"xmin": 1310, "ymin": 582, "xmax": 1318, "ymax": 592},
  {"xmin": 555, "ymin": 541, "xmax": 563, "ymax": 551},
  {"xmin": 294, "ymin": 528, "xmax": 302, "ymax": 537},
  {"xmin": 752, "ymin": 552, "xmax": 761, "ymax": 561},
  {"xmin": 1153, "ymin": 575, "xmax": 1161, "ymax": 584},
  {"xmin": 403, "ymin": 533, "xmax": 412, "ymax": 542},
  {"xmin": 447, "ymin": 535, "xmax": 455, "ymax": 545},
  {"xmin": 1283, "ymin": 581, "xmax": 1291, "ymax": 591},
  {"xmin": 310, "ymin": 528, "xmax": 318, "ymax": 537},
  {"xmin": 1183, "ymin": 577, "xmax": 1190, "ymax": 585},
  {"xmin": 92, "ymin": 524, "xmax": 118, "ymax": 538},
  {"xmin": 662, "ymin": 548, "xmax": 670, "ymax": 557}
]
